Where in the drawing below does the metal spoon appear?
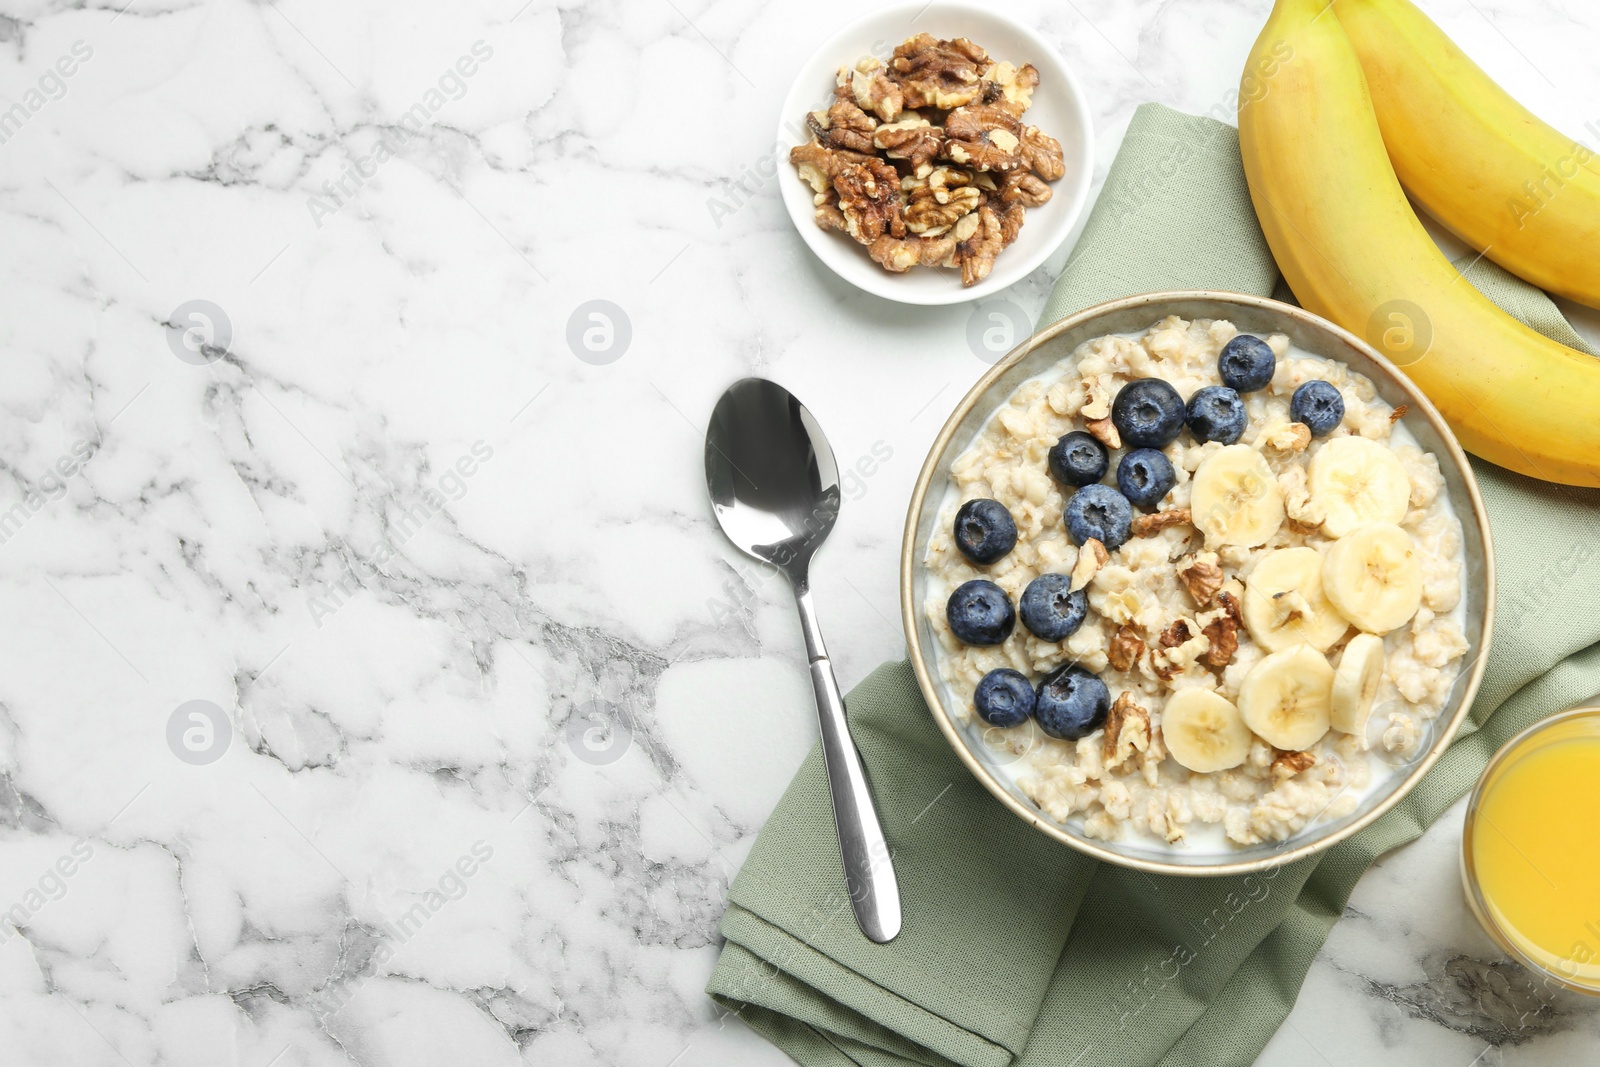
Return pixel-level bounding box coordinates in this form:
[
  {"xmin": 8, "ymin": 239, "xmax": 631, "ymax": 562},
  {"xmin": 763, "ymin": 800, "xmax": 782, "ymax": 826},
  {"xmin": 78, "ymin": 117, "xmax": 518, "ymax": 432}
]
[{"xmin": 704, "ymin": 378, "xmax": 902, "ymax": 944}]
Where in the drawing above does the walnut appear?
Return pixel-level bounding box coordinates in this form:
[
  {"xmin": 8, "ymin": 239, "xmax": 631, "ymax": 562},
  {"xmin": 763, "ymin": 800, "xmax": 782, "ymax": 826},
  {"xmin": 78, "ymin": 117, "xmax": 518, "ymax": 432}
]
[
  {"xmin": 1108, "ymin": 624, "xmax": 1144, "ymax": 672},
  {"xmin": 889, "ymin": 34, "xmax": 990, "ymax": 110},
  {"xmin": 848, "ymin": 59, "xmax": 903, "ymax": 122},
  {"xmin": 996, "ymin": 201, "xmax": 1025, "ymax": 247},
  {"xmin": 868, "ymin": 233, "xmax": 957, "ymax": 272},
  {"xmin": 789, "ymin": 139, "xmax": 874, "ymax": 194},
  {"xmin": 833, "ymin": 157, "xmax": 905, "ymax": 244},
  {"xmin": 1177, "ymin": 553, "xmax": 1224, "ymax": 607},
  {"xmin": 1200, "ymin": 590, "xmax": 1242, "ymax": 669},
  {"xmin": 1021, "ymin": 124, "xmax": 1066, "ymax": 180},
  {"xmin": 1271, "ymin": 749, "xmax": 1317, "ymax": 781},
  {"xmin": 808, "ymin": 93, "xmax": 878, "ymax": 154},
  {"xmin": 1388, "ymin": 404, "xmax": 1408, "ymax": 424},
  {"xmin": 999, "ymin": 168, "xmax": 1052, "ymax": 208},
  {"xmin": 981, "ymin": 60, "xmax": 1039, "ymax": 117},
  {"xmin": 943, "ymin": 104, "xmax": 1028, "ymax": 172},
  {"xmin": 903, "ymin": 167, "xmax": 982, "ymax": 234},
  {"xmin": 867, "ymin": 235, "xmax": 920, "ymax": 272},
  {"xmin": 1069, "ymin": 537, "xmax": 1109, "ymax": 592},
  {"xmin": 1078, "ymin": 377, "xmax": 1111, "ymax": 420},
  {"xmin": 1153, "ymin": 618, "xmax": 1211, "ymax": 680},
  {"xmin": 1084, "ymin": 416, "xmax": 1121, "ymax": 450},
  {"xmin": 1133, "ymin": 508, "xmax": 1192, "ymax": 538},
  {"xmin": 1103, "ymin": 692, "xmax": 1152, "ymax": 770},
  {"xmin": 1159, "ymin": 618, "xmax": 1193, "ymax": 650},
  {"xmin": 950, "ymin": 201, "xmax": 1003, "ymax": 286},
  {"xmin": 1262, "ymin": 420, "xmax": 1311, "ymax": 453},
  {"xmin": 814, "ymin": 192, "xmax": 848, "ymax": 233},
  {"xmin": 873, "ymin": 117, "xmax": 943, "ymax": 169}
]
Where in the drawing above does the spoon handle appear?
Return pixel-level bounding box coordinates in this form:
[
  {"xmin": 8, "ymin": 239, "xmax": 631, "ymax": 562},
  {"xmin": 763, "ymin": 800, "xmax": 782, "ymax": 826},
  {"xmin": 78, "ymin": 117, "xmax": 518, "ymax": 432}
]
[{"xmin": 791, "ymin": 578, "xmax": 903, "ymax": 944}]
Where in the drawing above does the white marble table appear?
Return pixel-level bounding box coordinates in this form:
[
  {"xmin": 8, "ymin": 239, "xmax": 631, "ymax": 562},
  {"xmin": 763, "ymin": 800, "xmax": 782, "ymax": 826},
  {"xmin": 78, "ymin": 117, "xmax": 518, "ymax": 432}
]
[{"xmin": 1, "ymin": 0, "xmax": 1596, "ymax": 1064}]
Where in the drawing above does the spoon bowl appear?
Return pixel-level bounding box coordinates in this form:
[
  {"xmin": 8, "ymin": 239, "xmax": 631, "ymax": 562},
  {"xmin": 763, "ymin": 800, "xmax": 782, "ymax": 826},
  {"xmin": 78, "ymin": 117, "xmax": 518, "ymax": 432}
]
[{"xmin": 706, "ymin": 379, "xmax": 840, "ymax": 575}]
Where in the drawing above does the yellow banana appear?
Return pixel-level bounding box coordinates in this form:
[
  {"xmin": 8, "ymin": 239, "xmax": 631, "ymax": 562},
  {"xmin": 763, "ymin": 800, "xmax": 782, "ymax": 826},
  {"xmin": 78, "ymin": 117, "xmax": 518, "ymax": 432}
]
[
  {"xmin": 1336, "ymin": 0, "xmax": 1600, "ymax": 309},
  {"xmin": 1237, "ymin": 0, "xmax": 1600, "ymax": 488}
]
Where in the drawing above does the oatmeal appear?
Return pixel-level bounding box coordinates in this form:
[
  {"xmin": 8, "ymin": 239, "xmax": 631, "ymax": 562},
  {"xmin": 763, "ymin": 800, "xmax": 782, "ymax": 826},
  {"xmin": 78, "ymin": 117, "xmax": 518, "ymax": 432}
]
[{"xmin": 924, "ymin": 316, "xmax": 1468, "ymax": 849}]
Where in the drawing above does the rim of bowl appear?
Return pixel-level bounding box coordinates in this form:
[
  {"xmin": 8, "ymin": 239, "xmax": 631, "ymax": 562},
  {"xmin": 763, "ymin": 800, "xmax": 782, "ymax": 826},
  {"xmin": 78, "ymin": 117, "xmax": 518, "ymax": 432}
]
[
  {"xmin": 899, "ymin": 289, "xmax": 1496, "ymax": 876},
  {"xmin": 775, "ymin": 0, "xmax": 1095, "ymax": 306},
  {"xmin": 1459, "ymin": 704, "xmax": 1600, "ymax": 996}
]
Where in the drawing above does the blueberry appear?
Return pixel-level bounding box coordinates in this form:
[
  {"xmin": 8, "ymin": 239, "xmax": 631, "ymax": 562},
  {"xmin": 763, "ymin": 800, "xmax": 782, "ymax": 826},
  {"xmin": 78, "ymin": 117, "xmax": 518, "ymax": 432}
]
[
  {"xmin": 953, "ymin": 498, "xmax": 1017, "ymax": 565},
  {"xmin": 1290, "ymin": 380, "xmax": 1345, "ymax": 436},
  {"xmin": 1115, "ymin": 448, "xmax": 1176, "ymax": 510},
  {"xmin": 946, "ymin": 579, "xmax": 1015, "ymax": 646},
  {"xmin": 1186, "ymin": 385, "xmax": 1247, "ymax": 444},
  {"xmin": 1063, "ymin": 483, "xmax": 1133, "ymax": 550},
  {"xmin": 1033, "ymin": 664, "xmax": 1111, "ymax": 740},
  {"xmin": 1047, "ymin": 431, "xmax": 1108, "ymax": 487},
  {"xmin": 974, "ymin": 668, "xmax": 1035, "ymax": 727},
  {"xmin": 1111, "ymin": 378, "xmax": 1185, "ymax": 448},
  {"xmin": 1019, "ymin": 573, "xmax": 1089, "ymax": 641},
  {"xmin": 1218, "ymin": 334, "xmax": 1277, "ymax": 392}
]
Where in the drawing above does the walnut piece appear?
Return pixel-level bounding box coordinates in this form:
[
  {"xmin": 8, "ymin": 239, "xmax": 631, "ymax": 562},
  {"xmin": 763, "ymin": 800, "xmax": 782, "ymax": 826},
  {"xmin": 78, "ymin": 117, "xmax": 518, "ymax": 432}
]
[
  {"xmin": 903, "ymin": 167, "xmax": 982, "ymax": 234},
  {"xmin": 1021, "ymin": 124, "xmax": 1066, "ymax": 180},
  {"xmin": 1263, "ymin": 420, "xmax": 1311, "ymax": 453},
  {"xmin": 1177, "ymin": 553, "xmax": 1224, "ymax": 606},
  {"xmin": 868, "ymin": 233, "xmax": 957, "ymax": 272},
  {"xmin": 1388, "ymin": 403, "xmax": 1408, "ymax": 424},
  {"xmin": 1084, "ymin": 416, "xmax": 1121, "ymax": 450},
  {"xmin": 1133, "ymin": 507, "xmax": 1192, "ymax": 538},
  {"xmin": 996, "ymin": 201, "xmax": 1025, "ymax": 247},
  {"xmin": 951, "ymin": 202, "xmax": 1003, "ymax": 286},
  {"xmin": 873, "ymin": 117, "xmax": 943, "ymax": 169},
  {"xmin": 1069, "ymin": 537, "xmax": 1109, "ymax": 592},
  {"xmin": 1103, "ymin": 692, "xmax": 1152, "ymax": 770},
  {"xmin": 943, "ymin": 104, "xmax": 1028, "ymax": 172},
  {"xmin": 833, "ymin": 157, "xmax": 906, "ymax": 244},
  {"xmin": 982, "ymin": 61, "xmax": 1039, "ymax": 117},
  {"xmin": 848, "ymin": 59, "xmax": 903, "ymax": 122},
  {"xmin": 889, "ymin": 33, "xmax": 990, "ymax": 109},
  {"xmin": 1200, "ymin": 590, "xmax": 1242, "ymax": 669},
  {"xmin": 1108, "ymin": 624, "xmax": 1145, "ymax": 672},
  {"xmin": 808, "ymin": 93, "xmax": 878, "ymax": 154},
  {"xmin": 789, "ymin": 139, "xmax": 874, "ymax": 194},
  {"xmin": 1271, "ymin": 749, "xmax": 1317, "ymax": 781},
  {"xmin": 999, "ymin": 168, "xmax": 1052, "ymax": 208},
  {"xmin": 1159, "ymin": 618, "xmax": 1193, "ymax": 650}
]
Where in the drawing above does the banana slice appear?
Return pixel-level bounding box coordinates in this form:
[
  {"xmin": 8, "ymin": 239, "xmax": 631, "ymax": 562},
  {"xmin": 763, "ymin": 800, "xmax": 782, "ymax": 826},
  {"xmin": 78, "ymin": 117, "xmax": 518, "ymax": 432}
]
[
  {"xmin": 1321, "ymin": 522, "xmax": 1423, "ymax": 634},
  {"xmin": 1162, "ymin": 688, "xmax": 1253, "ymax": 773},
  {"xmin": 1331, "ymin": 632, "xmax": 1385, "ymax": 743},
  {"xmin": 1308, "ymin": 436, "xmax": 1410, "ymax": 538},
  {"xmin": 1237, "ymin": 643, "xmax": 1334, "ymax": 751},
  {"xmin": 1191, "ymin": 444, "xmax": 1285, "ymax": 548},
  {"xmin": 1240, "ymin": 546, "xmax": 1351, "ymax": 652}
]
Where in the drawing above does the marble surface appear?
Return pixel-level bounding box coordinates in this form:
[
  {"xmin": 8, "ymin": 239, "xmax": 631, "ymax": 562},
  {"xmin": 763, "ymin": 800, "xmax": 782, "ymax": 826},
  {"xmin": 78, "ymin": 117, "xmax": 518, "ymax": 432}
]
[{"xmin": 0, "ymin": 0, "xmax": 1596, "ymax": 1064}]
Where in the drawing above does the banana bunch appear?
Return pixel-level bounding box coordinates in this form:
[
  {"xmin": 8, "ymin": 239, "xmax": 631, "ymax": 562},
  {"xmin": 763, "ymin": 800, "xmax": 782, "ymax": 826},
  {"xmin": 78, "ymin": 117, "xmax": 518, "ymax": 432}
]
[
  {"xmin": 1161, "ymin": 442, "xmax": 1424, "ymax": 770},
  {"xmin": 1237, "ymin": 0, "xmax": 1600, "ymax": 488}
]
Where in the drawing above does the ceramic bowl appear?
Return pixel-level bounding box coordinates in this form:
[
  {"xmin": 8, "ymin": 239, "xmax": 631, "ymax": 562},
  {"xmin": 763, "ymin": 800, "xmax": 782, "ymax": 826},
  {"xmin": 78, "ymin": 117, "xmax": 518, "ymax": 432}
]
[
  {"xmin": 900, "ymin": 291, "xmax": 1495, "ymax": 875},
  {"xmin": 777, "ymin": 1, "xmax": 1093, "ymax": 305}
]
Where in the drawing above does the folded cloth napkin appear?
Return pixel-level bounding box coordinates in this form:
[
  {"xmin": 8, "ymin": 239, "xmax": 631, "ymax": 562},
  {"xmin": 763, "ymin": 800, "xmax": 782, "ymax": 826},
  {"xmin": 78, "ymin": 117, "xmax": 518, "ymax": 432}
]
[{"xmin": 708, "ymin": 103, "xmax": 1600, "ymax": 1067}]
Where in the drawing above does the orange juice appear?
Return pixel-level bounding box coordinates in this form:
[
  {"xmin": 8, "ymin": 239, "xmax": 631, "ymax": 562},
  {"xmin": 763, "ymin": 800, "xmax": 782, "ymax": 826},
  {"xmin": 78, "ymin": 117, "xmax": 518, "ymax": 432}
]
[{"xmin": 1463, "ymin": 708, "xmax": 1600, "ymax": 994}]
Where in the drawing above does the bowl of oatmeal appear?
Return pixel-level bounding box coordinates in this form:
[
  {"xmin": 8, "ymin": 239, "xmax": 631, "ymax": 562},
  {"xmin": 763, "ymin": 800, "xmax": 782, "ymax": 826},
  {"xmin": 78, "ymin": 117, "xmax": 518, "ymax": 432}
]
[{"xmin": 900, "ymin": 291, "xmax": 1493, "ymax": 875}]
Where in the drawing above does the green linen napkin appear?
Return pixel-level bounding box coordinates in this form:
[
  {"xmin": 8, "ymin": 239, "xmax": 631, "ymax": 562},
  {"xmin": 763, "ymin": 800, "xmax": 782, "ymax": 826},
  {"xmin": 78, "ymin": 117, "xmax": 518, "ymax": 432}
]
[{"xmin": 708, "ymin": 102, "xmax": 1600, "ymax": 1067}]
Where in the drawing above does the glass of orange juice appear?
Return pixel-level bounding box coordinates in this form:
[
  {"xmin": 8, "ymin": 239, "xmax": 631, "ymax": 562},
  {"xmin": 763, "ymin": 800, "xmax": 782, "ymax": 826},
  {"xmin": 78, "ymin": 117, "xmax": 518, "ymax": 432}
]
[{"xmin": 1461, "ymin": 706, "xmax": 1600, "ymax": 995}]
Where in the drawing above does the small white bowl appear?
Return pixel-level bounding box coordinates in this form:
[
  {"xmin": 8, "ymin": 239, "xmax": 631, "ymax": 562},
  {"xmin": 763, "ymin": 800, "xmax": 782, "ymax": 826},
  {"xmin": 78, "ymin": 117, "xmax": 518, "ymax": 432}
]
[{"xmin": 777, "ymin": 1, "xmax": 1094, "ymax": 305}]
